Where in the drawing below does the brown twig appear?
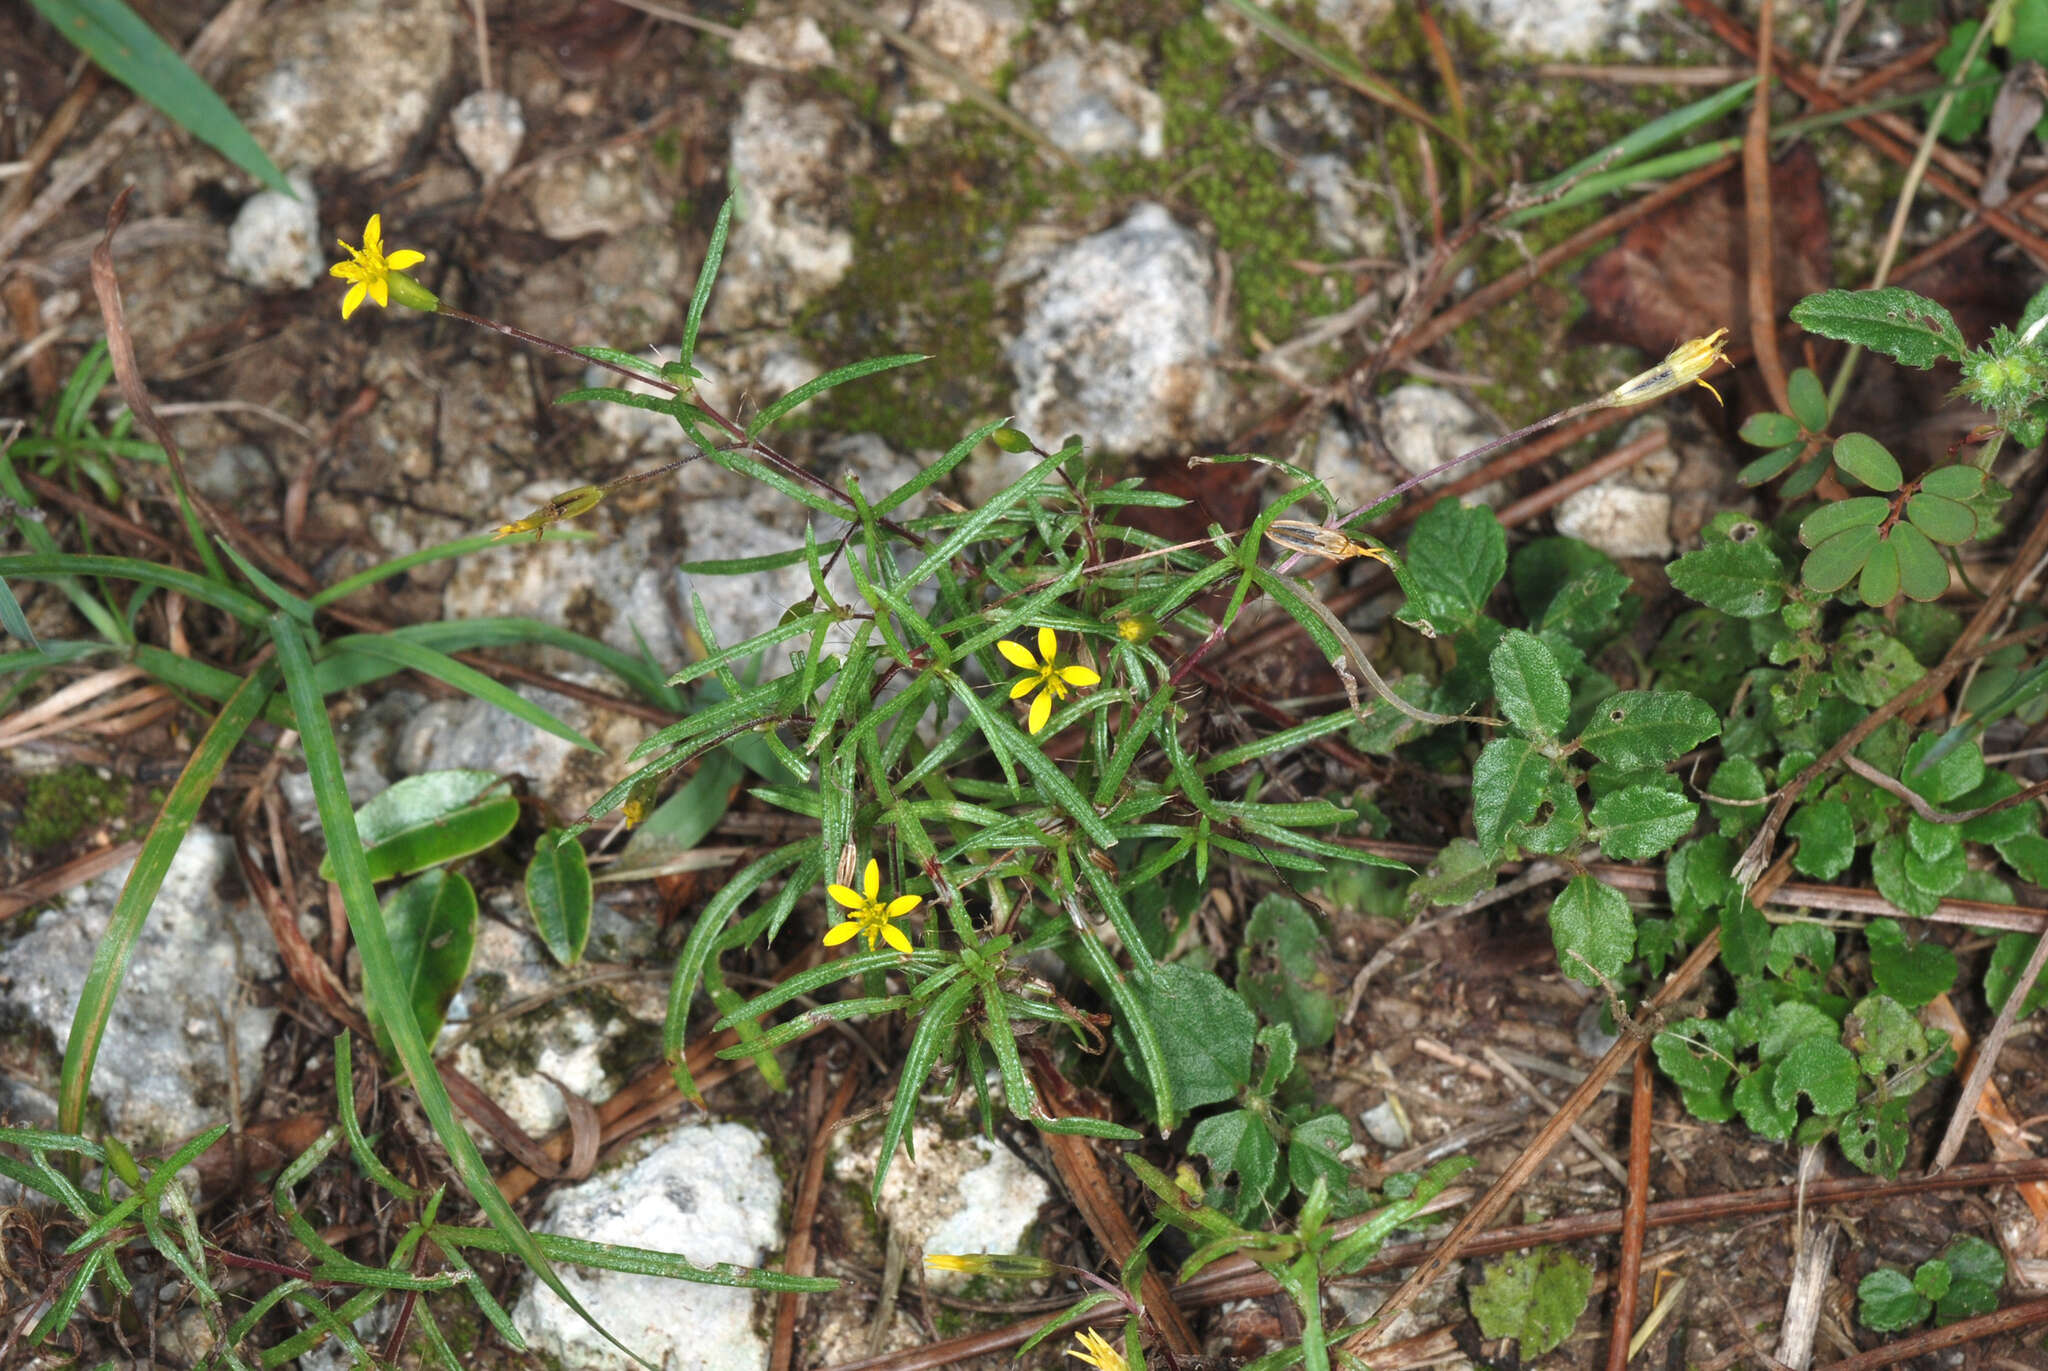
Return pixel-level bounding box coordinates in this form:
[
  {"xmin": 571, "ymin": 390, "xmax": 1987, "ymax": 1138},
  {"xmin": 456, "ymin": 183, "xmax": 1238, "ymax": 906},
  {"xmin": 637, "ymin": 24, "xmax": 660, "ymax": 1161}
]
[
  {"xmin": 1742, "ymin": 0, "xmax": 1792, "ymax": 413},
  {"xmin": 1933, "ymin": 925, "xmax": 2048, "ymax": 1173},
  {"xmin": 1606, "ymin": 1049, "xmax": 1653, "ymax": 1371},
  {"xmin": 1809, "ymin": 1296, "xmax": 2048, "ymax": 1371},
  {"xmin": 772, "ymin": 1063, "xmax": 861, "ymax": 1371}
]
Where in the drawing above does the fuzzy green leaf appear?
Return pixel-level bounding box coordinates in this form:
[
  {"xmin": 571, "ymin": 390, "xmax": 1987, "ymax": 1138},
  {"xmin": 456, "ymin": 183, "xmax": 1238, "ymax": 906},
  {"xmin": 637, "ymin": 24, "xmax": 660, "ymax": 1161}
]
[
  {"xmin": 1188, "ymin": 1110, "xmax": 1281, "ymax": 1222},
  {"xmin": 1785, "ymin": 799, "xmax": 1855, "ymax": 879},
  {"xmin": 1934, "ymin": 1235, "xmax": 2004, "ymax": 1324},
  {"xmin": 1132, "ymin": 963, "xmax": 1257, "ymax": 1111},
  {"xmin": 1790, "ymin": 288, "xmax": 1967, "ymax": 369},
  {"xmin": 1466, "ymin": 1247, "xmax": 1594, "ymax": 1358},
  {"xmin": 1666, "ymin": 538, "xmax": 1787, "ymax": 618},
  {"xmin": 1858, "ymin": 1268, "xmax": 1932, "ymax": 1333},
  {"xmin": 1591, "ymin": 785, "xmax": 1698, "ymax": 860},
  {"xmin": 1548, "ymin": 876, "xmax": 1634, "ymax": 987},
  {"xmin": 1488, "ymin": 629, "xmax": 1570, "ymax": 738},
  {"xmin": 1399, "ymin": 499, "xmax": 1505, "ymax": 635},
  {"xmin": 1472, "ymin": 737, "xmax": 1551, "ymax": 851},
  {"xmin": 1771, "ymin": 1035, "xmax": 1858, "ymax": 1116},
  {"xmin": 1576, "ymin": 690, "xmax": 1719, "ymax": 769},
  {"xmin": 1865, "ymin": 918, "xmax": 1956, "ymax": 1008}
]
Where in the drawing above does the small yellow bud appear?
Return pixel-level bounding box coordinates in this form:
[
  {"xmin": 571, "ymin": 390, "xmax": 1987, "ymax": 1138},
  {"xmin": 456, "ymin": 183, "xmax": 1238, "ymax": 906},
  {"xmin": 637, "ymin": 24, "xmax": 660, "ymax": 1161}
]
[
  {"xmin": 1602, "ymin": 328, "xmax": 1730, "ymax": 408},
  {"xmin": 923, "ymin": 1252, "xmax": 1057, "ymax": 1278},
  {"xmin": 1263, "ymin": 519, "xmax": 1393, "ymax": 565},
  {"xmin": 492, "ymin": 485, "xmax": 606, "ymax": 542}
]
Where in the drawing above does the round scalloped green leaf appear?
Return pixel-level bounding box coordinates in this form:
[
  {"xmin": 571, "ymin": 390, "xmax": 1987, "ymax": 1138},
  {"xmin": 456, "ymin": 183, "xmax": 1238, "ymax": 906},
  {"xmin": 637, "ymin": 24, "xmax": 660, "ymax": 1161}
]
[
  {"xmin": 1891, "ymin": 523, "xmax": 1950, "ymax": 602},
  {"xmin": 1802, "ymin": 524, "xmax": 1882, "ymax": 593},
  {"xmin": 1788, "ymin": 368, "xmax": 1829, "ymax": 432},
  {"xmin": 1919, "ymin": 464, "xmax": 1985, "ymax": 499},
  {"xmin": 1739, "ymin": 441, "xmax": 1806, "ymax": 485},
  {"xmin": 1904, "ymin": 492, "xmax": 1975, "ymax": 545},
  {"xmin": 1858, "ymin": 537, "xmax": 1899, "ymax": 606},
  {"xmin": 1739, "ymin": 412, "xmax": 1802, "ymax": 447},
  {"xmin": 1799, "ymin": 496, "xmax": 1890, "ymax": 547},
  {"xmin": 1833, "ymin": 433, "xmax": 1903, "ymax": 492}
]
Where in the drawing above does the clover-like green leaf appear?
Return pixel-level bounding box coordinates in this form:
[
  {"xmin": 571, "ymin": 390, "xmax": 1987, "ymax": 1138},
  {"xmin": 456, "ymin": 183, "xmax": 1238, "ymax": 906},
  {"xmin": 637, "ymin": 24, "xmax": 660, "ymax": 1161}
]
[
  {"xmin": 1787, "ymin": 367, "xmax": 1829, "ymax": 432},
  {"xmin": 1919, "ymin": 464, "xmax": 1985, "ymax": 499},
  {"xmin": 1905, "ymin": 492, "xmax": 1975, "ymax": 545},
  {"xmin": 1858, "ymin": 537, "xmax": 1899, "ymax": 606},
  {"xmin": 1799, "ymin": 496, "xmax": 1891, "ymax": 547},
  {"xmin": 1832, "ymin": 434, "xmax": 1903, "ymax": 492},
  {"xmin": 1802, "ymin": 524, "xmax": 1882, "ymax": 593},
  {"xmin": 1739, "ymin": 441, "xmax": 1807, "ymax": 485},
  {"xmin": 1739, "ymin": 411, "xmax": 1801, "ymax": 446},
  {"xmin": 1890, "ymin": 522, "xmax": 1950, "ymax": 602}
]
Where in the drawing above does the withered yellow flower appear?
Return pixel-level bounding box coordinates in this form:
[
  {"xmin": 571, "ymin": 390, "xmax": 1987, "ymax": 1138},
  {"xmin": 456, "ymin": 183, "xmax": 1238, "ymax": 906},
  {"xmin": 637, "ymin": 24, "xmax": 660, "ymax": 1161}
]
[{"xmin": 1603, "ymin": 328, "xmax": 1730, "ymax": 408}]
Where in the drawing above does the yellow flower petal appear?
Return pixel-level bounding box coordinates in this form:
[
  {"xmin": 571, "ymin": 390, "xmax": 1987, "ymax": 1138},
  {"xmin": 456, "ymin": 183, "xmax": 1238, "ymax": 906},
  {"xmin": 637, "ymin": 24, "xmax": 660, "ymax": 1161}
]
[
  {"xmin": 341, "ymin": 281, "xmax": 367, "ymax": 318},
  {"xmin": 385, "ymin": 248, "xmax": 425, "ymax": 271},
  {"xmin": 367, "ymin": 275, "xmax": 390, "ymax": 308},
  {"xmin": 997, "ymin": 638, "xmax": 1038, "ymax": 670},
  {"xmin": 1036, "ymin": 626, "xmax": 1058, "ymax": 664},
  {"xmin": 1058, "ymin": 664, "xmax": 1101, "ymax": 688},
  {"xmin": 363, "ymin": 214, "xmax": 383, "ymax": 254},
  {"xmin": 329, "ymin": 260, "xmax": 365, "ymax": 282},
  {"xmin": 1009, "ymin": 674, "xmax": 1041, "ymax": 700},
  {"xmin": 886, "ymin": 894, "xmax": 922, "ymax": 917},
  {"xmin": 826, "ymin": 883, "xmax": 865, "ymax": 910},
  {"xmin": 822, "ymin": 921, "xmax": 861, "ymax": 946},
  {"xmin": 1027, "ymin": 688, "xmax": 1053, "ymax": 735},
  {"xmin": 882, "ymin": 923, "xmax": 913, "ymax": 955},
  {"xmin": 862, "ymin": 858, "xmax": 881, "ymax": 901}
]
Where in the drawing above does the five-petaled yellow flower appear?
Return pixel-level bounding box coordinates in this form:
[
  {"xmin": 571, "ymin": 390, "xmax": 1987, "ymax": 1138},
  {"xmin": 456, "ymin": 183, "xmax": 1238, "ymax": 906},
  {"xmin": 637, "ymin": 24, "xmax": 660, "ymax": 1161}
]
[
  {"xmin": 997, "ymin": 627, "xmax": 1101, "ymax": 735},
  {"xmin": 1067, "ymin": 1329, "xmax": 1127, "ymax": 1371},
  {"xmin": 824, "ymin": 858, "xmax": 920, "ymax": 954},
  {"xmin": 330, "ymin": 214, "xmax": 435, "ymax": 319}
]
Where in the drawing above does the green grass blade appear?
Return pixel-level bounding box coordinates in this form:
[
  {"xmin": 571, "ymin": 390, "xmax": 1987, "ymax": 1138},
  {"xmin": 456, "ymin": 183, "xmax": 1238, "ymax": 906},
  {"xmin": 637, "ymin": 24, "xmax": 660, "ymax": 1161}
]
[
  {"xmin": 874, "ymin": 977, "xmax": 974, "ymax": 1202},
  {"xmin": 0, "ymin": 575, "xmax": 38, "ymax": 649},
  {"xmin": 269, "ymin": 612, "xmax": 646, "ymax": 1369},
  {"xmin": 56, "ymin": 664, "xmax": 276, "ymax": 1135},
  {"xmin": 307, "ymin": 530, "xmax": 593, "ymax": 609},
  {"xmin": 27, "ymin": 0, "xmax": 293, "ymax": 194},
  {"xmin": 1525, "ymin": 76, "xmax": 1755, "ymax": 199},
  {"xmin": 744, "ymin": 355, "xmax": 927, "ymax": 439},
  {"xmin": 680, "ymin": 196, "xmax": 733, "ymax": 372},
  {"xmin": 0, "ymin": 552, "xmax": 267, "ymax": 622},
  {"xmin": 324, "ymin": 633, "xmax": 601, "ymax": 753}
]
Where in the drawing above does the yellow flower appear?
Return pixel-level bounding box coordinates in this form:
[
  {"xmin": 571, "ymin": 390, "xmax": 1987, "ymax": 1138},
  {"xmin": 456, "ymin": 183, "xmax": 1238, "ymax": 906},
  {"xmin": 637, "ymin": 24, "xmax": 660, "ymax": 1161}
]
[
  {"xmin": 997, "ymin": 627, "xmax": 1101, "ymax": 735},
  {"xmin": 1602, "ymin": 328, "xmax": 1730, "ymax": 408},
  {"xmin": 1067, "ymin": 1329, "xmax": 1127, "ymax": 1371},
  {"xmin": 823, "ymin": 858, "xmax": 920, "ymax": 954},
  {"xmin": 329, "ymin": 214, "xmax": 436, "ymax": 319}
]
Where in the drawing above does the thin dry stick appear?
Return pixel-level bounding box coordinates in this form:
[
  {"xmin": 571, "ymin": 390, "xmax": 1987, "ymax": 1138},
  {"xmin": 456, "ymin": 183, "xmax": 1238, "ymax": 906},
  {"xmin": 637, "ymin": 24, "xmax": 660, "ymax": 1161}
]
[
  {"xmin": 1481, "ymin": 1046, "xmax": 1628, "ymax": 1187},
  {"xmin": 1809, "ymin": 1296, "xmax": 2048, "ymax": 1371},
  {"xmin": 1932, "ymin": 925, "xmax": 2048, "ymax": 1172},
  {"xmin": 771, "ymin": 1066, "xmax": 860, "ymax": 1371},
  {"xmin": 1606, "ymin": 1049, "xmax": 1653, "ymax": 1371},
  {"xmin": 1338, "ymin": 851, "xmax": 1793, "ymax": 1358},
  {"xmin": 1743, "ymin": 0, "xmax": 1792, "ymax": 414}
]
